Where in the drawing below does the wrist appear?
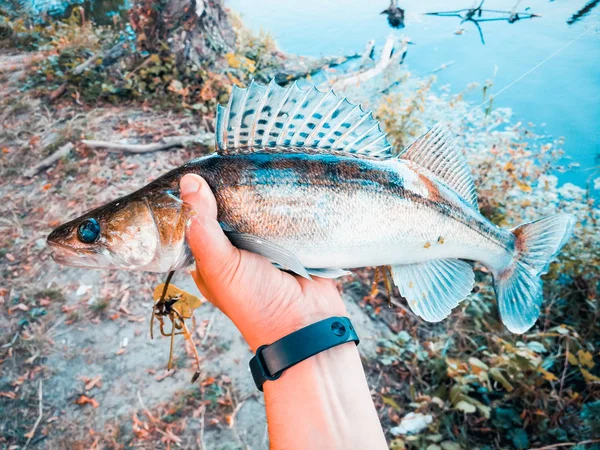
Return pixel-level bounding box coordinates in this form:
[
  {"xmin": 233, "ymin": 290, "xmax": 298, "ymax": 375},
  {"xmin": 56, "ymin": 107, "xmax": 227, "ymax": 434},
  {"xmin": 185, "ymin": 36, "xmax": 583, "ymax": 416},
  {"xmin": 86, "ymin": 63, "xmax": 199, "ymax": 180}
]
[
  {"xmin": 234, "ymin": 294, "xmax": 347, "ymax": 352},
  {"xmin": 262, "ymin": 340, "xmax": 388, "ymax": 449}
]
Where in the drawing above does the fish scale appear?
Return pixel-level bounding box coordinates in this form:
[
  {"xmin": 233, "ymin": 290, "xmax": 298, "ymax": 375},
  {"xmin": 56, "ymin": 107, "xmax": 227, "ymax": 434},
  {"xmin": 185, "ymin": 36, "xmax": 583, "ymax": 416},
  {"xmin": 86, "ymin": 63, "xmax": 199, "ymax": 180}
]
[{"xmin": 47, "ymin": 81, "xmax": 575, "ymax": 334}]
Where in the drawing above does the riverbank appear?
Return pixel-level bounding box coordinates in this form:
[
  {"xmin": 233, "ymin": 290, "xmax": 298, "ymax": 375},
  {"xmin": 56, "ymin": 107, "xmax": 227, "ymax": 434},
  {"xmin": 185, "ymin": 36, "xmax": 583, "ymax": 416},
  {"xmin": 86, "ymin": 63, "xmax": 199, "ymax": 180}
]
[{"xmin": 1, "ymin": 5, "xmax": 599, "ymax": 449}]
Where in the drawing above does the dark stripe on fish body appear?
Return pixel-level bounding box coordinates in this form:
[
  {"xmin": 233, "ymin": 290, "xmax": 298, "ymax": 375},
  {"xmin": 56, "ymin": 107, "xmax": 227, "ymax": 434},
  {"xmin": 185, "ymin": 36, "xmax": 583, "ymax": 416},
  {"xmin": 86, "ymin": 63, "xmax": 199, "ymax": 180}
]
[{"xmin": 142, "ymin": 151, "xmax": 509, "ymax": 252}]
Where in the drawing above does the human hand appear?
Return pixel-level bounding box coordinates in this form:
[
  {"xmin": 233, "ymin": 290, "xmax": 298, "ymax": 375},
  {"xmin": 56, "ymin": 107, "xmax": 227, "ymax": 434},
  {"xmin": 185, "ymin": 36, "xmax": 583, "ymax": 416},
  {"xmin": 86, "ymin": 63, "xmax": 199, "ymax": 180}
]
[{"xmin": 180, "ymin": 174, "xmax": 347, "ymax": 351}]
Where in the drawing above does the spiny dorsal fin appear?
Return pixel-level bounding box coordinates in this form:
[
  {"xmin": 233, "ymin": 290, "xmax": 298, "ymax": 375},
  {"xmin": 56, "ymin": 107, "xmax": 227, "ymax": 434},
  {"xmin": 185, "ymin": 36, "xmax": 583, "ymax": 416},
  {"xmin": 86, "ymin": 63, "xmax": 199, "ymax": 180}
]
[
  {"xmin": 401, "ymin": 123, "xmax": 479, "ymax": 210},
  {"xmin": 215, "ymin": 80, "xmax": 394, "ymax": 159}
]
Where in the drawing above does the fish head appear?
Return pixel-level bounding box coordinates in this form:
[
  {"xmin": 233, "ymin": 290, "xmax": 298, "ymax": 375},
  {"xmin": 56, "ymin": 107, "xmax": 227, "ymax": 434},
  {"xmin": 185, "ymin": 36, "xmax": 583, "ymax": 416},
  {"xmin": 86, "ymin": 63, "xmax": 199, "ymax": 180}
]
[{"xmin": 47, "ymin": 196, "xmax": 162, "ymax": 270}]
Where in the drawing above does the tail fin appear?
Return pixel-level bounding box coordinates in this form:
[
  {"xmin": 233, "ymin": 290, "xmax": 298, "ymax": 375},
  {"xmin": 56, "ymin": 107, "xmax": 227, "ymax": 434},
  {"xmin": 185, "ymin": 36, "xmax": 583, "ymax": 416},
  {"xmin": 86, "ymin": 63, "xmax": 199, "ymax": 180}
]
[{"xmin": 494, "ymin": 214, "xmax": 576, "ymax": 333}]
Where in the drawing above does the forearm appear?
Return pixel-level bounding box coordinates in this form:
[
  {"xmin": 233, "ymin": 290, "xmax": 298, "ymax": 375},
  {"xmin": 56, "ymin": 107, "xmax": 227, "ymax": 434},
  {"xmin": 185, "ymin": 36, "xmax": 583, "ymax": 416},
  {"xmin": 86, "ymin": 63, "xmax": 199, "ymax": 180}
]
[
  {"xmin": 182, "ymin": 175, "xmax": 386, "ymax": 448},
  {"xmin": 263, "ymin": 342, "xmax": 387, "ymax": 450}
]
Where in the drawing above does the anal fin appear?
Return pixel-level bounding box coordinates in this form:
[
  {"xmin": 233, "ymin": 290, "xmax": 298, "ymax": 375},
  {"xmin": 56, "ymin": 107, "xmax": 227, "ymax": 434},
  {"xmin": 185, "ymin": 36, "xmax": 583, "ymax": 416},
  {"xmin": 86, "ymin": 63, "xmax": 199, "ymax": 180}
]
[{"xmin": 391, "ymin": 259, "xmax": 474, "ymax": 322}]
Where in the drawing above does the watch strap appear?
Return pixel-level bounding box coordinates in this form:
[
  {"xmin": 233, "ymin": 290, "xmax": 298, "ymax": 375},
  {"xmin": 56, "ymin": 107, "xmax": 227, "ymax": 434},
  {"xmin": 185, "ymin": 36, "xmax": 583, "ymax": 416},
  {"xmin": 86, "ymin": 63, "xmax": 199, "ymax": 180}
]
[{"xmin": 249, "ymin": 316, "xmax": 359, "ymax": 391}]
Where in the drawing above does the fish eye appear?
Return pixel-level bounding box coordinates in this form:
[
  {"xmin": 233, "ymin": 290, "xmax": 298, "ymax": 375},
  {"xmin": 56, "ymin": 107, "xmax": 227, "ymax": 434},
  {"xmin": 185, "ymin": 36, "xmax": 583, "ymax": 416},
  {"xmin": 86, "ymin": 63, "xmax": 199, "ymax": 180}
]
[{"xmin": 77, "ymin": 218, "xmax": 101, "ymax": 243}]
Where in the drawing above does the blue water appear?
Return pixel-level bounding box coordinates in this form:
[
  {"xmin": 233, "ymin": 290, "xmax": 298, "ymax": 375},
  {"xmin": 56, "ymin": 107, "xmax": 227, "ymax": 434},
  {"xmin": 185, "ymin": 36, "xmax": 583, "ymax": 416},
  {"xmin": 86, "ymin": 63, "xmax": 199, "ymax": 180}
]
[{"xmin": 228, "ymin": 0, "xmax": 600, "ymax": 187}]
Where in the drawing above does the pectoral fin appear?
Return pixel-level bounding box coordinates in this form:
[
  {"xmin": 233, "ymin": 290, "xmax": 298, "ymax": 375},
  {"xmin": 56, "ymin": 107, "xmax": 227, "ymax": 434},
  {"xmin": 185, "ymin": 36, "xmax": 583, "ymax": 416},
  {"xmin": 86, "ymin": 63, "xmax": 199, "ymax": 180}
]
[
  {"xmin": 306, "ymin": 268, "xmax": 352, "ymax": 279},
  {"xmin": 224, "ymin": 231, "xmax": 311, "ymax": 279},
  {"xmin": 391, "ymin": 259, "xmax": 474, "ymax": 322}
]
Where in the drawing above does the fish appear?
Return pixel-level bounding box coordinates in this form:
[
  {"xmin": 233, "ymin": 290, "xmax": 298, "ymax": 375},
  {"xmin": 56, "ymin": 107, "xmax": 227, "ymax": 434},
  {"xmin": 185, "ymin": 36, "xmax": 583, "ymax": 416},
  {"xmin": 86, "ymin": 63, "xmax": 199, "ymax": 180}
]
[{"xmin": 47, "ymin": 81, "xmax": 576, "ymax": 333}]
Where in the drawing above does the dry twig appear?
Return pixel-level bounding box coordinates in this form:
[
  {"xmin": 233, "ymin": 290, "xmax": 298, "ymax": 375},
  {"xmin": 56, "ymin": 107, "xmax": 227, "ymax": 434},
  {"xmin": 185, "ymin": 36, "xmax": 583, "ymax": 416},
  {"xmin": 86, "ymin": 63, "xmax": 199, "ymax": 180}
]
[
  {"xmin": 81, "ymin": 133, "xmax": 212, "ymax": 153},
  {"xmin": 200, "ymin": 312, "xmax": 216, "ymax": 347},
  {"xmin": 529, "ymin": 439, "xmax": 600, "ymax": 450},
  {"xmin": 24, "ymin": 142, "xmax": 74, "ymax": 178},
  {"xmin": 24, "ymin": 379, "xmax": 43, "ymax": 450}
]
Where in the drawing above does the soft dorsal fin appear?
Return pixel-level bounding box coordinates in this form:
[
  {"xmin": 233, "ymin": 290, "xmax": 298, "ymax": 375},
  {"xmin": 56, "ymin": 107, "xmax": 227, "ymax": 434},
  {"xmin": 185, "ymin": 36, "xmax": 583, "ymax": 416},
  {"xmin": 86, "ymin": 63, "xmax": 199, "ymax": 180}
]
[
  {"xmin": 215, "ymin": 80, "xmax": 394, "ymax": 159},
  {"xmin": 401, "ymin": 123, "xmax": 479, "ymax": 210}
]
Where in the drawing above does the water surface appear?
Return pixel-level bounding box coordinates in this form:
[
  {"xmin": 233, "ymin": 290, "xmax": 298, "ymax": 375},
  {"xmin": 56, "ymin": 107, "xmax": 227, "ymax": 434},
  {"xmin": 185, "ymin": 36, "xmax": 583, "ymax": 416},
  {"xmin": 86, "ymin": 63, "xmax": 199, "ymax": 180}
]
[{"xmin": 229, "ymin": 0, "xmax": 599, "ymax": 187}]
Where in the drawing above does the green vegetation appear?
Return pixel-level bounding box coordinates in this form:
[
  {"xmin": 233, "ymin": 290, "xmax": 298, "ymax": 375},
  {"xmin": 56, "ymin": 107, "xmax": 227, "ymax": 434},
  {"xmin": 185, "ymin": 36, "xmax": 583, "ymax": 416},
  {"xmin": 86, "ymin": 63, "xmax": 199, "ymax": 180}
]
[
  {"xmin": 365, "ymin": 77, "xmax": 599, "ymax": 449},
  {"xmin": 0, "ymin": 4, "xmax": 280, "ymax": 110}
]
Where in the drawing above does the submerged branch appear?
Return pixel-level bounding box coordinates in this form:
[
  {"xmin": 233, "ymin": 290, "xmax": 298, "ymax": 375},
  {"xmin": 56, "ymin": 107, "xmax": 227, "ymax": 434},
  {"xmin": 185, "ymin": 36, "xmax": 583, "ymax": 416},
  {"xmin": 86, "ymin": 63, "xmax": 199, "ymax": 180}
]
[{"xmin": 567, "ymin": 0, "xmax": 599, "ymax": 25}]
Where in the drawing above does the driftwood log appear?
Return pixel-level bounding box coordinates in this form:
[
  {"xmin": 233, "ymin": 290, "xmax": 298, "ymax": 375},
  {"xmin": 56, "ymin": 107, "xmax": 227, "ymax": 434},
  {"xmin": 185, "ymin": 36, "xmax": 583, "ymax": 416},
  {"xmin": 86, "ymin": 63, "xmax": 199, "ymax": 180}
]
[
  {"xmin": 357, "ymin": 39, "xmax": 376, "ymax": 70},
  {"xmin": 322, "ymin": 34, "xmax": 410, "ymax": 91},
  {"xmin": 267, "ymin": 53, "xmax": 361, "ymax": 85}
]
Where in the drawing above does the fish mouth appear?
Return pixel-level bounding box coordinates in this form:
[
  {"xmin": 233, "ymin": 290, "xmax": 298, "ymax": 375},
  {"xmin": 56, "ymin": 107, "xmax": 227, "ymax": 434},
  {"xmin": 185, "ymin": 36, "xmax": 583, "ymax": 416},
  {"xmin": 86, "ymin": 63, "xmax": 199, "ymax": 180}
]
[
  {"xmin": 49, "ymin": 248, "xmax": 87, "ymax": 266},
  {"xmin": 50, "ymin": 250, "xmax": 110, "ymax": 269},
  {"xmin": 48, "ymin": 243, "xmax": 104, "ymax": 268},
  {"xmin": 50, "ymin": 250, "xmax": 78, "ymax": 265}
]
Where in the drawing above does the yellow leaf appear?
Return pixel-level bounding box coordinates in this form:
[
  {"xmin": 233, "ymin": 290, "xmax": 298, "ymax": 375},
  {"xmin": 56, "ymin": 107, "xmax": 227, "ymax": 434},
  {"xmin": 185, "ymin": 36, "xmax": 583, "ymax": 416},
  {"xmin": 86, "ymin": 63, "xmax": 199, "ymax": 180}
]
[
  {"xmin": 153, "ymin": 283, "xmax": 203, "ymax": 319},
  {"xmin": 537, "ymin": 367, "xmax": 558, "ymax": 382},
  {"xmin": 503, "ymin": 161, "xmax": 515, "ymax": 172},
  {"xmin": 577, "ymin": 350, "xmax": 595, "ymax": 369},
  {"xmin": 226, "ymin": 72, "xmax": 243, "ymax": 87},
  {"xmin": 580, "ymin": 368, "xmax": 600, "ymax": 383},
  {"xmin": 224, "ymin": 52, "xmax": 241, "ymax": 69},
  {"xmin": 382, "ymin": 396, "xmax": 402, "ymax": 410},
  {"xmin": 390, "ymin": 439, "xmax": 406, "ymax": 450},
  {"xmin": 469, "ymin": 357, "xmax": 489, "ymax": 371},
  {"xmin": 567, "ymin": 351, "xmax": 579, "ymax": 366},
  {"xmin": 516, "ymin": 181, "xmax": 532, "ymax": 192}
]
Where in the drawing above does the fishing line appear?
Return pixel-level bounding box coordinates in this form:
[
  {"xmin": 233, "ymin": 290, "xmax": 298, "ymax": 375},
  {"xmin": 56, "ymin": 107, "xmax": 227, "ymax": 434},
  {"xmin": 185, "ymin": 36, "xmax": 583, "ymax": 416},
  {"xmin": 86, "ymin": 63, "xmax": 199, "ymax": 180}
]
[{"xmin": 463, "ymin": 22, "xmax": 597, "ymax": 118}]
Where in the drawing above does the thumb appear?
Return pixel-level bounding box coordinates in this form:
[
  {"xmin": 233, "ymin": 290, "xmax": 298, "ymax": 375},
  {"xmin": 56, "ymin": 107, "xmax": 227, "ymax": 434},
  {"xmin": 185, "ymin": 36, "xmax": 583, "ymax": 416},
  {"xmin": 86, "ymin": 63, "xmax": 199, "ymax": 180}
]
[{"xmin": 180, "ymin": 174, "xmax": 240, "ymax": 284}]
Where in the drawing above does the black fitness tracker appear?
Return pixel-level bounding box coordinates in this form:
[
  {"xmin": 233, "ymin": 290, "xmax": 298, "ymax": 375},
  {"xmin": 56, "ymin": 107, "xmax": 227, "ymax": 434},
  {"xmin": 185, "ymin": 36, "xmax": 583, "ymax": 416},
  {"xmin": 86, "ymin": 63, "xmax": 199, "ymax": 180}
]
[{"xmin": 249, "ymin": 316, "xmax": 360, "ymax": 391}]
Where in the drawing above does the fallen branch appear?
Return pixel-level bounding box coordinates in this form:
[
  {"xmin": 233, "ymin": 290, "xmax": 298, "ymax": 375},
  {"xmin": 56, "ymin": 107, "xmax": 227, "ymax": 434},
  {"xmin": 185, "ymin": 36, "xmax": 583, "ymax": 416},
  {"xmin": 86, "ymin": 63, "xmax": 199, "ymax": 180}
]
[
  {"xmin": 357, "ymin": 39, "xmax": 376, "ymax": 69},
  {"xmin": 269, "ymin": 52, "xmax": 361, "ymax": 85},
  {"xmin": 325, "ymin": 34, "xmax": 397, "ymax": 90},
  {"xmin": 200, "ymin": 312, "xmax": 216, "ymax": 347},
  {"xmin": 72, "ymin": 42, "xmax": 128, "ymax": 76},
  {"xmin": 48, "ymin": 83, "xmax": 67, "ymax": 102},
  {"xmin": 46, "ymin": 42, "xmax": 130, "ymax": 100},
  {"xmin": 1, "ymin": 330, "xmax": 20, "ymax": 349},
  {"xmin": 24, "ymin": 142, "xmax": 74, "ymax": 178},
  {"xmin": 81, "ymin": 133, "xmax": 213, "ymax": 154}
]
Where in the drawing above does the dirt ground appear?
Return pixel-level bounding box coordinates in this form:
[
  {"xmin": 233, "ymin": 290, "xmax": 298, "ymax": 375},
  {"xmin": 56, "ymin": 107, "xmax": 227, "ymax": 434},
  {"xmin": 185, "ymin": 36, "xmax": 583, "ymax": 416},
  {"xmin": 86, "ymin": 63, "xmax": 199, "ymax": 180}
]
[
  {"xmin": 0, "ymin": 49, "xmax": 397, "ymax": 449},
  {"xmin": 5, "ymin": 43, "xmax": 598, "ymax": 449}
]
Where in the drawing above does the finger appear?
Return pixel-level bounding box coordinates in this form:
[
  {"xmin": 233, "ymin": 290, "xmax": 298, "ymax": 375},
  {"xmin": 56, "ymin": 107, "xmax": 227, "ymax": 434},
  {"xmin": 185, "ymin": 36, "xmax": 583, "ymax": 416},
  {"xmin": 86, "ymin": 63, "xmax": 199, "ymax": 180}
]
[{"xmin": 180, "ymin": 174, "xmax": 241, "ymax": 284}]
